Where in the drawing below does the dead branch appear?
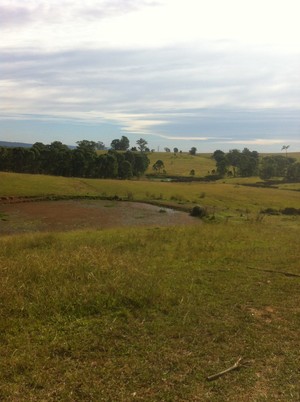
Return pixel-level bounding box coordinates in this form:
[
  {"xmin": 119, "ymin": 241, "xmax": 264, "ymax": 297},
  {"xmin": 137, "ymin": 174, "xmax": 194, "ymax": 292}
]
[
  {"xmin": 246, "ymin": 266, "xmax": 300, "ymax": 278},
  {"xmin": 207, "ymin": 357, "xmax": 243, "ymax": 381}
]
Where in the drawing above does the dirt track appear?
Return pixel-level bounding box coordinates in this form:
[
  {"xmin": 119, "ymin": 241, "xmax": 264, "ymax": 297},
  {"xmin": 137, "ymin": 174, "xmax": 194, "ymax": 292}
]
[{"xmin": 0, "ymin": 200, "xmax": 200, "ymax": 235}]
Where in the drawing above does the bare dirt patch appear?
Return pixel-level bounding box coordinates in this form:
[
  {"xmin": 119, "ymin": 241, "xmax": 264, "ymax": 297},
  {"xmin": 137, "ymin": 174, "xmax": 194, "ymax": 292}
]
[{"xmin": 0, "ymin": 200, "xmax": 200, "ymax": 235}]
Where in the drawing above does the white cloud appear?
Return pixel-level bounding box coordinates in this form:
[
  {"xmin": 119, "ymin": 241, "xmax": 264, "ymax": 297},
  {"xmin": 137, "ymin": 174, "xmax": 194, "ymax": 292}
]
[
  {"xmin": 2, "ymin": 0, "xmax": 300, "ymax": 51},
  {"xmin": 1, "ymin": 0, "xmax": 300, "ymax": 150},
  {"xmin": 225, "ymin": 139, "xmax": 286, "ymax": 145}
]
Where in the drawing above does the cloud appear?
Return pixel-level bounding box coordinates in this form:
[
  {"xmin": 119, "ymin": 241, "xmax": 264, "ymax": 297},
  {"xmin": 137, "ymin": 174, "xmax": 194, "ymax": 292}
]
[
  {"xmin": 0, "ymin": 0, "xmax": 159, "ymax": 30},
  {"xmin": 80, "ymin": 0, "xmax": 159, "ymax": 20},
  {"xmin": 1, "ymin": 11, "xmax": 300, "ymax": 151},
  {"xmin": 225, "ymin": 139, "xmax": 286, "ymax": 145},
  {"xmin": 0, "ymin": 5, "xmax": 32, "ymax": 26}
]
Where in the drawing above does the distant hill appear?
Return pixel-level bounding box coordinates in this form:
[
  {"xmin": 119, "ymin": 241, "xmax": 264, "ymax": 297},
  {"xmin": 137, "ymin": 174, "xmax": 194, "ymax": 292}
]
[
  {"xmin": 0, "ymin": 141, "xmax": 33, "ymax": 148},
  {"xmin": 0, "ymin": 141, "xmax": 76, "ymax": 149}
]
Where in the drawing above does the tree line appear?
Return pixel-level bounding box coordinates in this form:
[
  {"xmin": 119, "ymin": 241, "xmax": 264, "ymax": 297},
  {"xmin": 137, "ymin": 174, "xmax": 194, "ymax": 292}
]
[
  {"xmin": 212, "ymin": 148, "xmax": 300, "ymax": 181},
  {"xmin": 0, "ymin": 140, "xmax": 150, "ymax": 179}
]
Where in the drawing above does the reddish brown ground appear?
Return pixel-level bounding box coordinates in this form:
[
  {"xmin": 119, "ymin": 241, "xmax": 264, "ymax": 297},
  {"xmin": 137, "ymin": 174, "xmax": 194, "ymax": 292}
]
[{"xmin": 0, "ymin": 200, "xmax": 200, "ymax": 235}]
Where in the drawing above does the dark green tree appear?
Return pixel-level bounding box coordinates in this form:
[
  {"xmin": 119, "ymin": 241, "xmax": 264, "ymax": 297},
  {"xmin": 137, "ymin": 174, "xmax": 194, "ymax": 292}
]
[
  {"xmin": 119, "ymin": 160, "xmax": 133, "ymax": 179},
  {"xmin": 153, "ymin": 159, "xmax": 165, "ymax": 173},
  {"xmin": 212, "ymin": 149, "xmax": 225, "ymax": 162},
  {"xmin": 286, "ymin": 162, "xmax": 300, "ymax": 181},
  {"xmin": 132, "ymin": 153, "xmax": 150, "ymax": 176},
  {"xmin": 111, "ymin": 136, "xmax": 130, "ymax": 151}
]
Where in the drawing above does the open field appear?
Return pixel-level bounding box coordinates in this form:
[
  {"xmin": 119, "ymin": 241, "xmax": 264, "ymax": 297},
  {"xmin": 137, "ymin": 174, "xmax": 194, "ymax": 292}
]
[
  {"xmin": 1, "ymin": 223, "xmax": 300, "ymax": 401},
  {"xmin": 146, "ymin": 152, "xmax": 216, "ymax": 176},
  {"xmin": 0, "ymin": 171, "xmax": 300, "ymax": 401},
  {"xmin": 1, "ymin": 172, "xmax": 300, "ymax": 221}
]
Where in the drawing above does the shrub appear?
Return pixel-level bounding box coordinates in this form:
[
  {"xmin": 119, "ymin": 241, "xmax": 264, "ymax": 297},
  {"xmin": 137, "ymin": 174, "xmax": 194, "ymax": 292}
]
[
  {"xmin": 190, "ymin": 205, "xmax": 207, "ymax": 218},
  {"xmin": 280, "ymin": 207, "xmax": 300, "ymax": 215},
  {"xmin": 260, "ymin": 208, "xmax": 280, "ymax": 215}
]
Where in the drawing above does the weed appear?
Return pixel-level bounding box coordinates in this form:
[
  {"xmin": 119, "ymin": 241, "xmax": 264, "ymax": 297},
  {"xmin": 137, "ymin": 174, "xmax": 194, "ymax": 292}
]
[
  {"xmin": 127, "ymin": 191, "xmax": 134, "ymax": 200},
  {"xmin": 190, "ymin": 205, "xmax": 207, "ymax": 218}
]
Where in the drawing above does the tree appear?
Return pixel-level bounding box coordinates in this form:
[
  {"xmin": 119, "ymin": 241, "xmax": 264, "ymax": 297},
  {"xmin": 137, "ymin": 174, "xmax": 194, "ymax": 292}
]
[
  {"xmin": 227, "ymin": 149, "xmax": 241, "ymax": 177},
  {"xmin": 95, "ymin": 153, "xmax": 118, "ymax": 178},
  {"xmin": 238, "ymin": 148, "xmax": 259, "ymax": 177},
  {"xmin": 286, "ymin": 162, "xmax": 300, "ymax": 181},
  {"xmin": 281, "ymin": 145, "xmax": 290, "ymax": 158},
  {"xmin": 76, "ymin": 140, "xmax": 97, "ymax": 152},
  {"xmin": 153, "ymin": 160, "xmax": 164, "ymax": 173},
  {"xmin": 216, "ymin": 158, "xmax": 228, "ymax": 176},
  {"xmin": 74, "ymin": 140, "xmax": 97, "ymax": 177},
  {"xmin": 96, "ymin": 141, "xmax": 105, "ymax": 150},
  {"xmin": 164, "ymin": 147, "xmax": 171, "ymax": 152},
  {"xmin": 173, "ymin": 147, "xmax": 179, "ymax": 154},
  {"xmin": 132, "ymin": 153, "xmax": 150, "ymax": 176},
  {"xmin": 119, "ymin": 160, "xmax": 133, "ymax": 179},
  {"xmin": 136, "ymin": 138, "xmax": 148, "ymax": 152},
  {"xmin": 111, "ymin": 136, "xmax": 130, "ymax": 151},
  {"xmin": 189, "ymin": 147, "xmax": 197, "ymax": 155},
  {"xmin": 259, "ymin": 155, "xmax": 295, "ymax": 179},
  {"xmin": 212, "ymin": 149, "xmax": 225, "ymax": 162}
]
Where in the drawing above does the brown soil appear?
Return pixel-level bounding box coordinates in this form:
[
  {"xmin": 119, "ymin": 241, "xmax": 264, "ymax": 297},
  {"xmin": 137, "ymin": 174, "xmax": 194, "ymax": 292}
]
[{"xmin": 0, "ymin": 200, "xmax": 200, "ymax": 235}]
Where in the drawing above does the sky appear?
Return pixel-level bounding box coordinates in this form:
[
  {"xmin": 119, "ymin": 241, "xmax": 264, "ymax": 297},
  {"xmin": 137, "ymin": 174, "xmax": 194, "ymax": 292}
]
[{"xmin": 1, "ymin": 0, "xmax": 300, "ymax": 152}]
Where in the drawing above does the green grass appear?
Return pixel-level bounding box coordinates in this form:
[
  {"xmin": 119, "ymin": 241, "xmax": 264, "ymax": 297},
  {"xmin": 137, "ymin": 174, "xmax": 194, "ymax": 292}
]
[
  {"xmin": 1, "ymin": 172, "xmax": 300, "ymax": 222},
  {"xmin": 0, "ymin": 169, "xmax": 300, "ymax": 400},
  {"xmin": 146, "ymin": 152, "xmax": 216, "ymax": 176},
  {"xmin": 0, "ymin": 222, "xmax": 299, "ymax": 401}
]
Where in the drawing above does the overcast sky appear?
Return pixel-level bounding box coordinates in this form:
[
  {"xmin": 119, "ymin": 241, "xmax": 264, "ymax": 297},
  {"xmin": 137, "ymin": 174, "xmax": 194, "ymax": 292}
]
[{"xmin": 1, "ymin": 0, "xmax": 300, "ymax": 151}]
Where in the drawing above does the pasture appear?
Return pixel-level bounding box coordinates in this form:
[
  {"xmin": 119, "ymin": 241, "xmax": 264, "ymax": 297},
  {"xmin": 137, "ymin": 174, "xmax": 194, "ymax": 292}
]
[{"xmin": 0, "ymin": 166, "xmax": 300, "ymax": 401}]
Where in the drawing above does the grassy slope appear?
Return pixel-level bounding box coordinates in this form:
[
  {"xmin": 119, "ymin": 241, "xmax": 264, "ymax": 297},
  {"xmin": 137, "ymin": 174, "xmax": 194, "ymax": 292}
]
[
  {"xmin": 146, "ymin": 152, "xmax": 216, "ymax": 176},
  {"xmin": 96, "ymin": 151, "xmax": 217, "ymax": 177},
  {"xmin": 1, "ymin": 172, "xmax": 300, "ymax": 218},
  {"xmin": 0, "ymin": 170, "xmax": 300, "ymax": 400},
  {"xmin": 0, "ymin": 223, "xmax": 299, "ymax": 401}
]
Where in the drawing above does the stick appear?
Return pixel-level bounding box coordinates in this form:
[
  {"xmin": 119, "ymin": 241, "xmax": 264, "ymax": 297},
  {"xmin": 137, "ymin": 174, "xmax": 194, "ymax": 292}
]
[
  {"xmin": 246, "ymin": 266, "xmax": 300, "ymax": 278},
  {"xmin": 207, "ymin": 357, "xmax": 243, "ymax": 381}
]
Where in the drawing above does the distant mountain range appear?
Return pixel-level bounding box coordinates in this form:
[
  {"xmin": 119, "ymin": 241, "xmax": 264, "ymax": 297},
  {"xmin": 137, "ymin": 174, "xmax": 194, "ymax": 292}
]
[
  {"xmin": 0, "ymin": 141, "xmax": 33, "ymax": 148},
  {"xmin": 0, "ymin": 141, "xmax": 76, "ymax": 149}
]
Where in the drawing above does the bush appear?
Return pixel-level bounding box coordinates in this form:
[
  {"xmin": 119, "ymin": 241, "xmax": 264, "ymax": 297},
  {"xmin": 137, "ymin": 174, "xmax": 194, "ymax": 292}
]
[
  {"xmin": 190, "ymin": 205, "xmax": 207, "ymax": 218},
  {"xmin": 260, "ymin": 208, "xmax": 280, "ymax": 215},
  {"xmin": 280, "ymin": 207, "xmax": 300, "ymax": 215}
]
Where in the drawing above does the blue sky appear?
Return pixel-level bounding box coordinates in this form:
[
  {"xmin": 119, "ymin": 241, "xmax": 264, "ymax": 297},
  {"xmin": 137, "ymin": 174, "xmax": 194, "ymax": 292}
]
[{"xmin": 1, "ymin": 0, "xmax": 300, "ymax": 152}]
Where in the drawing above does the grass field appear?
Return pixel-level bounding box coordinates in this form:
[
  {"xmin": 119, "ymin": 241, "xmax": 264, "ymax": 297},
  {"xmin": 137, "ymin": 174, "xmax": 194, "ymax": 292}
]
[
  {"xmin": 1, "ymin": 172, "xmax": 300, "ymax": 220},
  {"xmin": 0, "ymin": 223, "xmax": 299, "ymax": 401},
  {"xmin": 0, "ymin": 167, "xmax": 300, "ymax": 401},
  {"xmin": 146, "ymin": 152, "xmax": 216, "ymax": 176}
]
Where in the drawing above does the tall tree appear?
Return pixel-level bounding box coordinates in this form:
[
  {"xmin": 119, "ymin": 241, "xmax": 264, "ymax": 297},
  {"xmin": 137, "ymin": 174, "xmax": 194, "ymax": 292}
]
[{"xmin": 136, "ymin": 138, "xmax": 148, "ymax": 152}]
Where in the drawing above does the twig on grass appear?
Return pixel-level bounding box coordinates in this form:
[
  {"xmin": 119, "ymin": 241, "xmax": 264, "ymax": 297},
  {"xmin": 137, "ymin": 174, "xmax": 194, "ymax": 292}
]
[
  {"xmin": 246, "ymin": 266, "xmax": 300, "ymax": 278},
  {"xmin": 207, "ymin": 357, "xmax": 244, "ymax": 381}
]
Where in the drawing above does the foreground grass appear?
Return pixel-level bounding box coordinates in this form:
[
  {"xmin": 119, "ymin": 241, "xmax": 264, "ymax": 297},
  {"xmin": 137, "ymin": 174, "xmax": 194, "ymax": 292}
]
[{"xmin": 1, "ymin": 222, "xmax": 300, "ymax": 401}]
